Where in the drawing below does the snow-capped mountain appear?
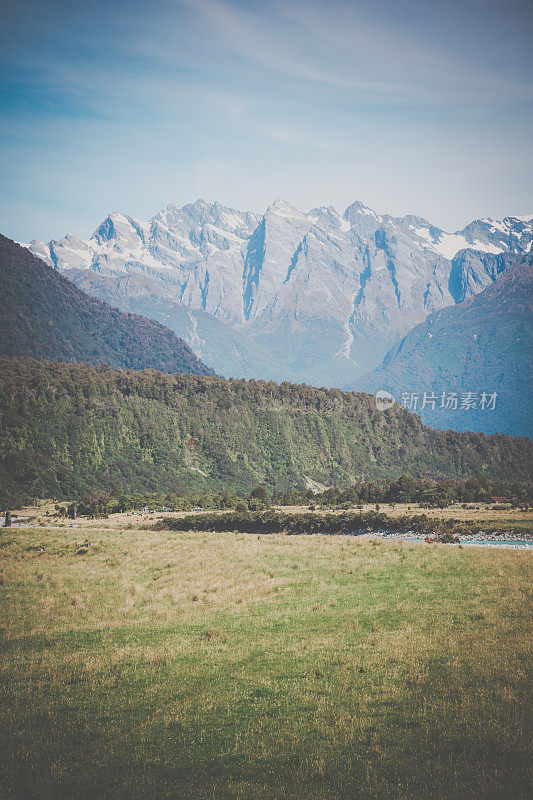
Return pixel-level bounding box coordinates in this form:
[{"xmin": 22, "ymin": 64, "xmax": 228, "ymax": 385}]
[{"xmin": 27, "ymin": 200, "xmax": 533, "ymax": 387}]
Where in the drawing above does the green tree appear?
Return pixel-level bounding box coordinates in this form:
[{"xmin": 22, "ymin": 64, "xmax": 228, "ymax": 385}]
[{"xmin": 249, "ymin": 485, "xmax": 270, "ymax": 505}]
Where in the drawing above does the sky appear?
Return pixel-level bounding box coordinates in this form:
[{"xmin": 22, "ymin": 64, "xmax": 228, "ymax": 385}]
[{"xmin": 1, "ymin": 0, "xmax": 532, "ymax": 242}]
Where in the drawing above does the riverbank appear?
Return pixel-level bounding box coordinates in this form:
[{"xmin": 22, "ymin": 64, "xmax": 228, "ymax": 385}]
[{"xmin": 374, "ymin": 530, "xmax": 533, "ymax": 548}]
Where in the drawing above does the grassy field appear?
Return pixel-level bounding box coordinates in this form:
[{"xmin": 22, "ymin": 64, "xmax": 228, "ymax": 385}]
[{"xmin": 0, "ymin": 526, "xmax": 531, "ymax": 799}]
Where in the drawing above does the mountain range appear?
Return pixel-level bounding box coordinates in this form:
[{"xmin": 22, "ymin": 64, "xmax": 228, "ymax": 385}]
[
  {"xmin": 1, "ymin": 205, "xmax": 530, "ymax": 505},
  {"xmin": 367, "ymin": 256, "xmax": 533, "ymax": 438},
  {"xmin": 27, "ymin": 200, "xmax": 532, "ymax": 393},
  {"xmin": 0, "ymin": 234, "xmax": 213, "ymax": 376}
]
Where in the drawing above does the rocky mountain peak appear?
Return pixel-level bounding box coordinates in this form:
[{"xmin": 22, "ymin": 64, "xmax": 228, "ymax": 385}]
[
  {"xmin": 265, "ymin": 199, "xmax": 303, "ymax": 218},
  {"xmin": 25, "ymin": 199, "xmax": 533, "ymax": 397}
]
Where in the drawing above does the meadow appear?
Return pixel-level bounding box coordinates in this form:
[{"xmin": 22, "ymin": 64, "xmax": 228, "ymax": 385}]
[{"xmin": 0, "ymin": 524, "xmax": 531, "ymax": 799}]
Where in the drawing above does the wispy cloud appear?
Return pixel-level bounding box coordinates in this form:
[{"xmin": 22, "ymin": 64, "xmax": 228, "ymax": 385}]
[
  {"xmin": 180, "ymin": 0, "xmax": 533, "ymax": 101},
  {"xmin": 273, "ymin": 0, "xmax": 533, "ymax": 98},
  {"xmin": 178, "ymin": 0, "xmax": 420, "ymax": 96},
  {"xmin": 0, "ymin": 0, "xmax": 532, "ymax": 240}
]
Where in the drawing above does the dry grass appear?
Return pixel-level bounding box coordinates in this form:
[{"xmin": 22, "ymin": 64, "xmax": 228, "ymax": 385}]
[
  {"xmin": 0, "ymin": 526, "xmax": 531, "ymax": 799},
  {"xmin": 10, "ymin": 499, "xmax": 533, "ymax": 533},
  {"xmin": 361, "ymin": 502, "xmax": 532, "ymax": 525}
]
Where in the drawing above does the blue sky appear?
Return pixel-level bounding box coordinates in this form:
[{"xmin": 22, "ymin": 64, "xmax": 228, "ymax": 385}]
[{"xmin": 1, "ymin": 0, "xmax": 532, "ymax": 241}]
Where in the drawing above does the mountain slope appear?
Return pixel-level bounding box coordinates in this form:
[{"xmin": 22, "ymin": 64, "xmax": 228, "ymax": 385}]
[
  {"xmin": 0, "ymin": 234, "xmax": 213, "ymax": 375},
  {"xmin": 1, "ymin": 357, "xmax": 531, "ymax": 504},
  {"xmin": 60, "ymin": 267, "xmax": 294, "ymax": 381},
  {"xmin": 27, "ymin": 201, "xmax": 533, "ymax": 387},
  {"xmin": 366, "ymin": 257, "xmax": 533, "ymax": 437}
]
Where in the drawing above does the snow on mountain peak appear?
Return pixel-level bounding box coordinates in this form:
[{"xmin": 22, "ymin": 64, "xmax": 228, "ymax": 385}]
[
  {"xmin": 26, "ymin": 199, "xmax": 533, "ymax": 332},
  {"xmin": 24, "ymin": 198, "xmax": 533, "ymax": 391},
  {"xmin": 344, "ymin": 200, "xmax": 382, "ymax": 220},
  {"xmin": 268, "ymin": 199, "xmax": 303, "ymax": 218}
]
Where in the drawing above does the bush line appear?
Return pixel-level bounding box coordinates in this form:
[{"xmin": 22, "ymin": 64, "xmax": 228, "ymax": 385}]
[{"xmin": 152, "ymin": 510, "xmax": 513, "ymax": 538}]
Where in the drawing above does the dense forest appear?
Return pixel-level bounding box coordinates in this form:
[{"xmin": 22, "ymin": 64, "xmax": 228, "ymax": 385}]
[
  {"xmin": 1, "ymin": 357, "xmax": 531, "ymax": 506},
  {"xmin": 272, "ymin": 475, "xmax": 532, "ymax": 507},
  {"xmin": 0, "ymin": 235, "xmax": 213, "ymax": 375}
]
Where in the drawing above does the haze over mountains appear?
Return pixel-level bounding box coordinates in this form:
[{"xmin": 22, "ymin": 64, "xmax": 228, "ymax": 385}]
[
  {"xmin": 368, "ymin": 257, "xmax": 533, "ymax": 438},
  {"xmin": 27, "ymin": 200, "xmax": 533, "ymax": 393}
]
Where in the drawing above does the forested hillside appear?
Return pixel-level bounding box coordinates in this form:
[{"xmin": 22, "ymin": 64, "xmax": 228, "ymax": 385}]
[
  {"xmin": 0, "ymin": 235, "xmax": 213, "ymax": 375},
  {"xmin": 1, "ymin": 358, "xmax": 531, "ymax": 505}
]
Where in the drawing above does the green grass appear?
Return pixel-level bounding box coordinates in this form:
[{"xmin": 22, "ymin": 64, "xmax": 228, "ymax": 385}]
[{"xmin": 0, "ymin": 527, "xmax": 531, "ymax": 799}]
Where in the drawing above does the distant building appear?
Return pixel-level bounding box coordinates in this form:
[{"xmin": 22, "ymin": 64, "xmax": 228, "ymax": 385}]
[{"xmin": 491, "ymin": 496, "xmax": 509, "ymax": 504}]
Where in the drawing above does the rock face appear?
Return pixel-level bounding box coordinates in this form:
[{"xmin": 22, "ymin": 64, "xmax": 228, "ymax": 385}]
[
  {"xmin": 27, "ymin": 200, "xmax": 533, "ymax": 387},
  {"xmin": 448, "ymin": 250, "xmax": 518, "ymax": 303},
  {"xmin": 0, "ymin": 234, "xmax": 214, "ymax": 376},
  {"xmin": 365, "ymin": 257, "xmax": 533, "ymax": 438}
]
